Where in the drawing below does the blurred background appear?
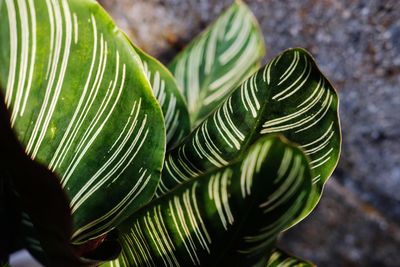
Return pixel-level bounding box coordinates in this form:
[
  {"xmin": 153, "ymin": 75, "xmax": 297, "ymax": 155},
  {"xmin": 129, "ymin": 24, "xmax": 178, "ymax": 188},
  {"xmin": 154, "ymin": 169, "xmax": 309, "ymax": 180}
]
[{"xmin": 97, "ymin": 0, "xmax": 400, "ymax": 266}]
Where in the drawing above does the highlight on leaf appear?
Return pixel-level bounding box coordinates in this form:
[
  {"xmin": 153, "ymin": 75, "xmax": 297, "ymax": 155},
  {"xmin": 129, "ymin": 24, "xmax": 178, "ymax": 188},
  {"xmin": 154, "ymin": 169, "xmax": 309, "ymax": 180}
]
[
  {"xmin": 0, "ymin": 0, "xmax": 165, "ymax": 245},
  {"xmin": 105, "ymin": 135, "xmax": 312, "ymax": 267},
  {"xmin": 168, "ymin": 0, "xmax": 265, "ymax": 127},
  {"xmin": 159, "ymin": 48, "xmax": 341, "ymax": 225}
]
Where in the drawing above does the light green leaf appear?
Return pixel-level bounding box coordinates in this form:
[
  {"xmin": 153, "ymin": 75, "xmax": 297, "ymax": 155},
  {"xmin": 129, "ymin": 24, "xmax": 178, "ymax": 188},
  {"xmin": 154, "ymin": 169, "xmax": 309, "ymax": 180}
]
[
  {"xmin": 158, "ymin": 48, "xmax": 341, "ymax": 225},
  {"xmin": 130, "ymin": 42, "xmax": 190, "ymax": 149},
  {"xmin": 168, "ymin": 0, "xmax": 265, "ymax": 127},
  {"xmin": 267, "ymin": 249, "xmax": 315, "ymax": 267},
  {"xmin": 103, "ymin": 135, "xmax": 312, "ymax": 267},
  {"xmin": 0, "ymin": 0, "xmax": 165, "ymax": 243}
]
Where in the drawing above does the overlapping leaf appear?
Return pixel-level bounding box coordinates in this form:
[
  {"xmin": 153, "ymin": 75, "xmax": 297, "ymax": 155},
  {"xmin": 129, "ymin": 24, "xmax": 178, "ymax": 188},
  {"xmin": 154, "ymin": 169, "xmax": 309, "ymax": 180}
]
[
  {"xmin": 267, "ymin": 249, "xmax": 315, "ymax": 267},
  {"xmin": 130, "ymin": 42, "xmax": 190, "ymax": 149},
  {"xmin": 0, "ymin": 95, "xmax": 85, "ymax": 266},
  {"xmin": 0, "ymin": 0, "xmax": 165, "ymax": 244},
  {"xmin": 159, "ymin": 48, "xmax": 341, "ymax": 224},
  {"xmin": 104, "ymin": 135, "xmax": 312, "ymax": 267},
  {"xmin": 168, "ymin": 0, "xmax": 265, "ymax": 127}
]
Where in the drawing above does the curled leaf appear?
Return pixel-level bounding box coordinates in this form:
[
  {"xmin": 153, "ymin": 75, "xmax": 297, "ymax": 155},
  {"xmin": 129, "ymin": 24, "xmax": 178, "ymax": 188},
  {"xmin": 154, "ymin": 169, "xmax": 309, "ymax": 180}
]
[
  {"xmin": 169, "ymin": 0, "xmax": 265, "ymax": 127},
  {"xmin": 159, "ymin": 48, "xmax": 341, "ymax": 225},
  {"xmin": 106, "ymin": 135, "xmax": 312, "ymax": 267}
]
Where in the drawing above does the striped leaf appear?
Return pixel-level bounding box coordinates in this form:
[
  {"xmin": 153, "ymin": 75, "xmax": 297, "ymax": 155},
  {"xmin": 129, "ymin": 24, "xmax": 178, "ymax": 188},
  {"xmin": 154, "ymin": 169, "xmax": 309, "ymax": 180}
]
[
  {"xmin": 168, "ymin": 0, "xmax": 265, "ymax": 127},
  {"xmin": 130, "ymin": 42, "xmax": 190, "ymax": 149},
  {"xmin": 267, "ymin": 249, "xmax": 315, "ymax": 267},
  {"xmin": 158, "ymin": 48, "xmax": 341, "ymax": 224},
  {"xmin": 0, "ymin": 0, "xmax": 165, "ymax": 243},
  {"xmin": 104, "ymin": 135, "xmax": 312, "ymax": 267}
]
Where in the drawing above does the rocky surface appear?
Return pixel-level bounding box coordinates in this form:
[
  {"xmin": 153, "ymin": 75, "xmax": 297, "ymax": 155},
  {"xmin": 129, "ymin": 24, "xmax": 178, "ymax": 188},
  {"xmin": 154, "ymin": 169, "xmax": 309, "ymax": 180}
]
[
  {"xmin": 99, "ymin": 0, "xmax": 400, "ymax": 266},
  {"xmin": 279, "ymin": 179, "xmax": 400, "ymax": 267}
]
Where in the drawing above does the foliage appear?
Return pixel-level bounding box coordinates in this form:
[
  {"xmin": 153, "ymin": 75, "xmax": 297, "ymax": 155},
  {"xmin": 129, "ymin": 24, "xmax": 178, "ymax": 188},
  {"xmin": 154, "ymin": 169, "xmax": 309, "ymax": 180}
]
[
  {"xmin": 266, "ymin": 249, "xmax": 315, "ymax": 267},
  {"xmin": 0, "ymin": 0, "xmax": 340, "ymax": 266}
]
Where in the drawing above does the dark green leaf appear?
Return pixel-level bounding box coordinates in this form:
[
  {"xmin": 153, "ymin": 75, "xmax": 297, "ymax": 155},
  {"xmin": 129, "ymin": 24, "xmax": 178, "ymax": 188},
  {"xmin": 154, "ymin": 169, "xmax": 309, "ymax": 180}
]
[
  {"xmin": 168, "ymin": 0, "xmax": 265, "ymax": 127},
  {"xmin": 130, "ymin": 42, "xmax": 190, "ymax": 149},
  {"xmin": 74, "ymin": 229, "xmax": 121, "ymax": 263},
  {"xmin": 159, "ymin": 48, "xmax": 341, "ymax": 225},
  {"xmin": 104, "ymin": 135, "xmax": 312, "ymax": 267},
  {"xmin": 267, "ymin": 249, "xmax": 315, "ymax": 267},
  {"xmin": 0, "ymin": 0, "xmax": 165, "ymax": 243}
]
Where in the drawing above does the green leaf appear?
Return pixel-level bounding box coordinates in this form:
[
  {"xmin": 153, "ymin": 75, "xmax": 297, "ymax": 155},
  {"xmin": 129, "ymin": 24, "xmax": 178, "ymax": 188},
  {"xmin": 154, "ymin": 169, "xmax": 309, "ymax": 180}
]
[
  {"xmin": 103, "ymin": 135, "xmax": 312, "ymax": 267},
  {"xmin": 130, "ymin": 42, "xmax": 190, "ymax": 150},
  {"xmin": 0, "ymin": 0, "xmax": 165, "ymax": 243},
  {"xmin": 168, "ymin": 0, "xmax": 265, "ymax": 127},
  {"xmin": 158, "ymin": 48, "xmax": 341, "ymax": 225},
  {"xmin": 267, "ymin": 249, "xmax": 315, "ymax": 267}
]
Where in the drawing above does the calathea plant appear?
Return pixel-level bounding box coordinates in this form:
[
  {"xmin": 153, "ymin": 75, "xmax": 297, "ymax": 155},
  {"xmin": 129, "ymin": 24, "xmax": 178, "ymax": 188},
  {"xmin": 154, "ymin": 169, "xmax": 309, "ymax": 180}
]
[{"xmin": 0, "ymin": 0, "xmax": 340, "ymax": 266}]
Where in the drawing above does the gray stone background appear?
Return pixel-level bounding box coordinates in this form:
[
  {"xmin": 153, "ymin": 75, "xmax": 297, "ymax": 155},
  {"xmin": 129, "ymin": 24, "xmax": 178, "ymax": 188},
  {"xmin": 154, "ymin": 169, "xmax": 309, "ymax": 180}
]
[{"xmin": 98, "ymin": 0, "xmax": 400, "ymax": 266}]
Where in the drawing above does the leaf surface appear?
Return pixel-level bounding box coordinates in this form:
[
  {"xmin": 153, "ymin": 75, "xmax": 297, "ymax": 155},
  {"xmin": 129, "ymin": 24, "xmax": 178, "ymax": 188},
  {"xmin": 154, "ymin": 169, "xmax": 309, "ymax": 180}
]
[
  {"xmin": 0, "ymin": 0, "xmax": 165, "ymax": 243},
  {"xmin": 104, "ymin": 135, "xmax": 312, "ymax": 267},
  {"xmin": 168, "ymin": 0, "xmax": 265, "ymax": 127},
  {"xmin": 131, "ymin": 43, "xmax": 190, "ymax": 149},
  {"xmin": 159, "ymin": 48, "xmax": 341, "ymax": 224},
  {"xmin": 267, "ymin": 249, "xmax": 315, "ymax": 267}
]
